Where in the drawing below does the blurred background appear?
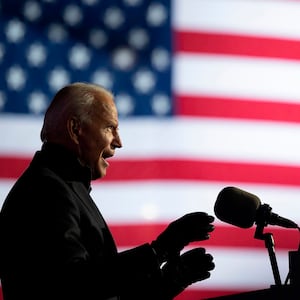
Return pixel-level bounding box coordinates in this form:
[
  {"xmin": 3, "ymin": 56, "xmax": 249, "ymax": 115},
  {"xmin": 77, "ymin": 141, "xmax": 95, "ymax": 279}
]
[{"xmin": 1, "ymin": 0, "xmax": 300, "ymax": 299}]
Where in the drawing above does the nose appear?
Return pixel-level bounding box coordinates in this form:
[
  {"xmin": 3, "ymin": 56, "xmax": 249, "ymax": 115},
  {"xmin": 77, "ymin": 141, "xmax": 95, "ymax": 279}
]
[{"xmin": 113, "ymin": 131, "xmax": 122, "ymax": 149}]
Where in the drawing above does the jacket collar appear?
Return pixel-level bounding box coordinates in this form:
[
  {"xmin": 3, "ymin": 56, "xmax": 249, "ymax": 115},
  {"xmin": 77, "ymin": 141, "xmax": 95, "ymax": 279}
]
[{"xmin": 32, "ymin": 142, "xmax": 92, "ymax": 191}]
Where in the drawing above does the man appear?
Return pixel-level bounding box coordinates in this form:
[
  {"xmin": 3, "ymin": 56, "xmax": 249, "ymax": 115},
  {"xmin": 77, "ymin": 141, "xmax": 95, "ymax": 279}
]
[{"xmin": 0, "ymin": 82, "xmax": 215, "ymax": 300}]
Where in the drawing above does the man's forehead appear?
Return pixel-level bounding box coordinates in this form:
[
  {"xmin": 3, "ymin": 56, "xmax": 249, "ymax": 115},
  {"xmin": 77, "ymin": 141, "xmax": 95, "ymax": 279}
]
[{"xmin": 94, "ymin": 96, "xmax": 118, "ymax": 120}]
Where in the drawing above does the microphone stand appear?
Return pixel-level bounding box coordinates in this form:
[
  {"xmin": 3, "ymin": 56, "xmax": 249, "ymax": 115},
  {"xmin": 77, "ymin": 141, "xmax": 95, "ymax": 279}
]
[{"xmin": 254, "ymin": 204, "xmax": 282, "ymax": 287}]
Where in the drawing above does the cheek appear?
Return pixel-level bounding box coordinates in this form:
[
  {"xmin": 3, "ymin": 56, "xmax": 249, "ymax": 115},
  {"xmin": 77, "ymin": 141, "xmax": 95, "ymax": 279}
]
[
  {"xmin": 79, "ymin": 130, "xmax": 108, "ymax": 160},
  {"xmin": 79, "ymin": 136, "xmax": 100, "ymax": 161},
  {"xmin": 97, "ymin": 134, "xmax": 112, "ymax": 152},
  {"xmin": 91, "ymin": 137, "xmax": 108, "ymax": 161}
]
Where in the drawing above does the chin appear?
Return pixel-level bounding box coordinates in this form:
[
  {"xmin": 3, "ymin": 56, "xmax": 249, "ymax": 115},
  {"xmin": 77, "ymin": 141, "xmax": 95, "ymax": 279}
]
[
  {"xmin": 97, "ymin": 168, "xmax": 107, "ymax": 179},
  {"xmin": 91, "ymin": 163, "xmax": 107, "ymax": 179}
]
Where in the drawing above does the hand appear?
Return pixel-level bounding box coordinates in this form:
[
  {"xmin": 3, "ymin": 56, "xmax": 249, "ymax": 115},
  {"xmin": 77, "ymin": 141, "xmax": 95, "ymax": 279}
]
[
  {"xmin": 151, "ymin": 212, "xmax": 214, "ymax": 263},
  {"xmin": 161, "ymin": 248, "xmax": 215, "ymax": 299}
]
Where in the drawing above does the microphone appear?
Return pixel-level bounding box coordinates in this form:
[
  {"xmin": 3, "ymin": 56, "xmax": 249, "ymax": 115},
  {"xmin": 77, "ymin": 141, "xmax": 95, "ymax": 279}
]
[{"xmin": 214, "ymin": 186, "xmax": 299, "ymax": 229}]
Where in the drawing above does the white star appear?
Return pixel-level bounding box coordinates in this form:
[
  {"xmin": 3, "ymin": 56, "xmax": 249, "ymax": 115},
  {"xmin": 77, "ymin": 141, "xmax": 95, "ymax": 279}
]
[
  {"xmin": 151, "ymin": 47, "xmax": 170, "ymax": 71},
  {"xmin": 23, "ymin": 1, "xmax": 42, "ymax": 22},
  {"xmin": 6, "ymin": 65, "xmax": 27, "ymax": 91},
  {"xmin": 91, "ymin": 70, "xmax": 113, "ymax": 89},
  {"xmin": 5, "ymin": 19, "xmax": 26, "ymax": 43},
  {"xmin": 128, "ymin": 28, "xmax": 149, "ymax": 50},
  {"xmin": 132, "ymin": 69, "xmax": 156, "ymax": 94},
  {"xmin": 27, "ymin": 91, "xmax": 48, "ymax": 114},
  {"xmin": 151, "ymin": 93, "xmax": 171, "ymax": 115},
  {"xmin": 112, "ymin": 47, "xmax": 136, "ymax": 71},
  {"xmin": 26, "ymin": 43, "xmax": 47, "ymax": 67},
  {"xmin": 81, "ymin": 0, "xmax": 99, "ymax": 5},
  {"xmin": 103, "ymin": 7, "xmax": 125, "ymax": 29},
  {"xmin": 48, "ymin": 23, "xmax": 68, "ymax": 43},
  {"xmin": 115, "ymin": 93, "xmax": 135, "ymax": 116},
  {"xmin": 63, "ymin": 4, "xmax": 83, "ymax": 26},
  {"xmin": 69, "ymin": 44, "xmax": 91, "ymax": 69},
  {"xmin": 48, "ymin": 67, "xmax": 70, "ymax": 92},
  {"xmin": 89, "ymin": 29, "xmax": 108, "ymax": 49},
  {"xmin": 123, "ymin": 0, "xmax": 143, "ymax": 6},
  {"xmin": 146, "ymin": 2, "xmax": 168, "ymax": 27}
]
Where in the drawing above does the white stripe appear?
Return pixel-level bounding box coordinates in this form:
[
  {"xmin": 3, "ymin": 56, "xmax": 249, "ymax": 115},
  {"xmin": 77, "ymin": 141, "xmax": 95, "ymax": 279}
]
[
  {"xmin": 92, "ymin": 182, "xmax": 300, "ymax": 225},
  {"xmin": 0, "ymin": 114, "xmax": 42, "ymax": 155},
  {"xmin": 3, "ymin": 116, "xmax": 300, "ymax": 166},
  {"xmin": 174, "ymin": 54, "xmax": 300, "ymax": 102},
  {"xmin": 195, "ymin": 247, "xmax": 289, "ymax": 289},
  {"xmin": 3, "ymin": 181, "xmax": 298, "ymax": 224},
  {"xmin": 117, "ymin": 118, "xmax": 300, "ymax": 166},
  {"xmin": 173, "ymin": 0, "xmax": 300, "ymax": 40}
]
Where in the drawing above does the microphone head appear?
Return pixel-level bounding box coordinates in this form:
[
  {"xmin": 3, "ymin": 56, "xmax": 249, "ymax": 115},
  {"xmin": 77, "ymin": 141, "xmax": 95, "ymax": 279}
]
[{"xmin": 214, "ymin": 186, "xmax": 261, "ymax": 228}]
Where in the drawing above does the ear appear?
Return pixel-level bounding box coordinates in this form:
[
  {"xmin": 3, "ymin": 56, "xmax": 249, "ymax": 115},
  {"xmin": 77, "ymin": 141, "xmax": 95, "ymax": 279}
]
[{"xmin": 67, "ymin": 117, "xmax": 81, "ymax": 144}]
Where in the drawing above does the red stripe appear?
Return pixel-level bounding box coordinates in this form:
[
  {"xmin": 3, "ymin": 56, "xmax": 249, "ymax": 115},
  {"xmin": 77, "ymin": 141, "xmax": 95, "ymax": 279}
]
[
  {"xmin": 175, "ymin": 30, "xmax": 300, "ymax": 60},
  {"xmin": 110, "ymin": 223, "xmax": 299, "ymax": 250},
  {"xmin": 175, "ymin": 289, "xmax": 257, "ymax": 300},
  {"xmin": 106, "ymin": 159, "xmax": 300, "ymax": 187},
  {"xmin": 175, "ymin": 288, "xmax": 288, "ymax": 300},
  {"xmin": 0, "ymin": 156, "xmax": 29, "ymax": 178},
  {"xmin": 176, "ymin": 94, "xmax": 300, "ymax": 123},
  {"xmin": 0, "ymin": 286, "xmax": 259, "ymax": 300},
  {"xmin": 3, "ymin": 156, "xmax": 300, "ymax": 186}
]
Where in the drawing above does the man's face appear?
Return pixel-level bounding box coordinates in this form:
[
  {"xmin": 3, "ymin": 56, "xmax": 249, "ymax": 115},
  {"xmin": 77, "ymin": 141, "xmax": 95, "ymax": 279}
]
[{"xmin": 76, "ymin": 96, "xmax": 122, "ymax": 180}]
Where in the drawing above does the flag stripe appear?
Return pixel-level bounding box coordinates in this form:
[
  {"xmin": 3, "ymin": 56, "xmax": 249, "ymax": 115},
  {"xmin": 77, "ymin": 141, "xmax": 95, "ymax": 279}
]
[
  {"xmin": 174, "ymin": 289, "xmax": 260, "ymax": 300},
  {"xmin": 0, "ymin": 287, "xmax": 281, "ymax": 300},
  {"xmin": 4, "ymin": 156, "xmax": 300, "ymax": 186},
  {"xmin": 100, "ymin": 160, "xmax": 300, "ymax": 186},
  {"xmin": 0, "ymin": 287, "xmax": 287, "ymax": 300},
  {"xmin": 4, "ymin": 117, "xmax": 300, "ymax": 167},
  {"xmin": 175, "ymin": 30, "xmax": 300, "ymax": 61},
  {"xmin": 109, "ymin": 223, "xmax": 299, "ymax": 250},
  {"xmin": 174, "ymin": 54, "xmax": 300, "ymax": 102},
  {"xmin": 2, "ymin": 181, "xmax": 300, "ymax": 225},
  {"xmin": 174, "ymin": 0, "xmax": 300, "ymax": 40},
  {"xmin": 0, "ymin": 157, "xmax": 30, "ymax": 178},
  {"xmin": 176, "ymin": 94, "xmax": 300, "ymax": 123}
]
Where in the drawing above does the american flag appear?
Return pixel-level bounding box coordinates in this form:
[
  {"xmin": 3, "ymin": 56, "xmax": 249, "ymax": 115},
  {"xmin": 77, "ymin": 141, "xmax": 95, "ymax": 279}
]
[{"xmin": 1, "ymin": 0, "xmax": 300, "ymax": 299}]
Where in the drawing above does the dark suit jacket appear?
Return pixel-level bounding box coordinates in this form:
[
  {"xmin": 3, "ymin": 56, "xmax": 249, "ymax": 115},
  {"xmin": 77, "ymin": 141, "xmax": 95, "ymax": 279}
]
[{"xmin": 0, "ymin": 143, "xmax": 164, "ymax": 300}]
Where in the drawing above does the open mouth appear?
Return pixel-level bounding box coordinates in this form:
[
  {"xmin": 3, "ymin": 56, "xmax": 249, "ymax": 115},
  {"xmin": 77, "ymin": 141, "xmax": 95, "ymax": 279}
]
[
  {"xmin": 101, "ymin": 157, "xmax": 109, "ymax": 167},
  {"xmin": 101, "ymin": 152, "xmax": 114, "ymax": 166}
]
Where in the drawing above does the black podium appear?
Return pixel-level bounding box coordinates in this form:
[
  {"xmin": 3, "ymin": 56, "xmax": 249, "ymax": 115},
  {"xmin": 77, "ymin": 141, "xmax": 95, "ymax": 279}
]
[{"xmin": 204, "ymin": 285, "xmax": 298, "ymax": 299}]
